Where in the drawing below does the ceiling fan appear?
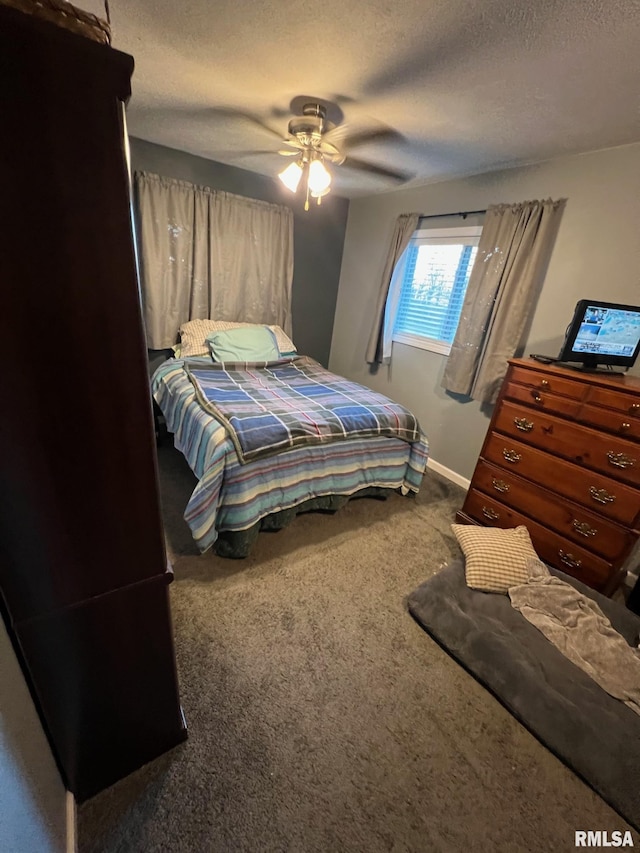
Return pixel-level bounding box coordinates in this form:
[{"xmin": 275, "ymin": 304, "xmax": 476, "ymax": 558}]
[
  {"xmin": 276, "ymin": 103, "xmax": 342, "ymax": 209},
  {"xmin": 274, "ymin": 101, "xmax": 412, "ymax": 209},
  {"xmin": 210, "ymin": 97, "xmax": 411, "ymax": 209}
]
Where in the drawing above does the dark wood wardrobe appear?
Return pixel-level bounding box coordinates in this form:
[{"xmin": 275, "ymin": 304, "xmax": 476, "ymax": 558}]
[{"xmin": 0, "ymin": 5, "xmax": 187, "ymax": 801}]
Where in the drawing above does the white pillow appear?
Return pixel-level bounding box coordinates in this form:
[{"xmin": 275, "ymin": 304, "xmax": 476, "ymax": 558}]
[{"xmin": 179, "ymin": 319, "xmax": 296, "ymax": 358}]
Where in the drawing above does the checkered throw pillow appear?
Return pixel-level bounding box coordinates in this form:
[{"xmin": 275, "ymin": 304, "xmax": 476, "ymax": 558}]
[
  {"xmin": 451, "ymin": 524, "xmax": 540, "ymax": 594},
  {"xmin": 179, "ymin": 319, "xmax": 296, "ymax": 358}
]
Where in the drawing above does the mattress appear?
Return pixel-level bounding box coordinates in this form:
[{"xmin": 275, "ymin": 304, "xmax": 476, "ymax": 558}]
[{"xmin": 408, "ymin": 561, "xmax": 640, "ymax": 831}]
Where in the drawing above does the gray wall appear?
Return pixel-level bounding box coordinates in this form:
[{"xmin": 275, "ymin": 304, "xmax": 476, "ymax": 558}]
[
  {"xmin": 129, "ymin": 137, "xmax": 350, "ymax": 366},
  {"xmin": 0, "ymin": 621, "xmax": 67, "ymax": 852},
  {"xmin": 329, "ymin": 143, "xmax": 640, "ymax": 482}
]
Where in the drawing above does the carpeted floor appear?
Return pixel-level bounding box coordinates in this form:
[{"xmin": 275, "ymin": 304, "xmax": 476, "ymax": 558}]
[{"xmin": 78, "ymin": 444, "xmax": 638, "ymax": 852}]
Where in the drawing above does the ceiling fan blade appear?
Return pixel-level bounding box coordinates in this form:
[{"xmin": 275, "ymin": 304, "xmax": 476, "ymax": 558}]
[
  {"xmin": 211, "ymin": 149, "xmax": 285, "ymax": 159},
  {"xmin": 278, "ymin": 149, "xmax": 300, "ymax": 156},
  {"xmin": 207, "ymin": 107, "xmax": 284, "ymax": 141},
  {"xmin": 343, "ymin": 156, "xmax": 413, "ymax": 182},
  {"xmin": 345, "ymin": 127, "xmax": 405, "ymax": 148},
  {"xmin": 281, "ymin": 138, "xmax": 305, "ymax": 150},
  {"xmin": 323, "ymin": 123, "xmax": 403, "ymax": 149}
]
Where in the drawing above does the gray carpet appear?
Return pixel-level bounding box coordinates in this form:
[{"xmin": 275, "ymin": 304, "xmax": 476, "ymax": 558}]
[{"xmin": 78, "ymin": 444, "xmax": 639, "ymax": 852}]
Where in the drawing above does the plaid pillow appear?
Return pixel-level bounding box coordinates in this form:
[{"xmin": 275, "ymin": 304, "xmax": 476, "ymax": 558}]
[{"xmin": 451, "ymin": 524, "xmax": 540, "ymax": 594}]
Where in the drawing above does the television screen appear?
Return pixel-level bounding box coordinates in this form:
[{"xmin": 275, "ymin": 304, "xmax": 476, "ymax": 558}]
[
  {"xmin": 557, "ymin": 300, "xmax": 640, "ymax": 371},
  {"xmin": 570, "ymin": 305, "xmax": 640, "ymax": 358}
]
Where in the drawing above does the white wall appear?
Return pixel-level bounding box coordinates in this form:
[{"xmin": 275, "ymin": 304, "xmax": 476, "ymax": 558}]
[
  {"xmin": 329, "ymin": 143, "xmax": 640, "ymax": 481},
  {"xmin": 0, "ymin": 621, "xmax": 68, "ymax": 853}
]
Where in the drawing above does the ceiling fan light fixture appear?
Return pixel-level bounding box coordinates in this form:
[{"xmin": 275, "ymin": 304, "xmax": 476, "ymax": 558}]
[
  {"xmin": 307, "ymin": 158, "xmax": 331, "ymax": 195},
  {"xmin": 278, "ymin": 160, "xmax": 303, "ymax": 193}
]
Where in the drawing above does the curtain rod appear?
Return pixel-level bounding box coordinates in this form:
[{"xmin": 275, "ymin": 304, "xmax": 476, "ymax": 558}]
[{"xmin": 418, "ymin": 208, "xmax": 486, "ymax": 221}]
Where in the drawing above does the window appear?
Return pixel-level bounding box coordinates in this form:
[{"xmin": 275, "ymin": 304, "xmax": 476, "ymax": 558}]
[{"xmin": 392, "ymin": 225, "xmax": 483, "ymax": 355}]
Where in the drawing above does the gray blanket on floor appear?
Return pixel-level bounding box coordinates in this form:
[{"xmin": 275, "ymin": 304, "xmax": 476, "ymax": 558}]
[
  {"xmin": 509, "ymin": 572, "xmax": 640, "ymax": 716},
  {"xmin": 407, "ymin": 561, "xmax": 640, "ymax": 831}
]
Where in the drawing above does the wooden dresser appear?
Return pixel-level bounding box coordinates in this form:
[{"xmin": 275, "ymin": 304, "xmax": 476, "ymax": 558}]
[{"xmin": 457, "ymin": 358, "xmax": 640, "ymax": 595}]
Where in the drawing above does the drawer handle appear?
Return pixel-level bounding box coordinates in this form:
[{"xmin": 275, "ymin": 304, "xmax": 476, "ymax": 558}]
[
  {"xmin": 607, "ymin": 451, "xmax": 636, "ymax": 469},
  {"xmin": 492, "ymin": 478, "xmax": 510, "ymax": 493},
  {"xmin": 559, "ymin": 549, "xmax": 582, "ymax": 569},
  {"xmin": 531, "ymin": 391, "xmax": 543, "ymax": 404},
  {"xmin": 514, "ymin": 417, "xmax": 534, "ymax": 432},
  {"xmin": 572, "ymin": 519, "xmax": 598, "ymax": 538},
  {"xmin": 630, "ymin": 403, "xmax": 640, "ymax": 415},
  {"xmin": 482, "ymin": 506, "xmax": 500, "ymax": 520},
  {"xmin": 589, "ymin": 485, "xmax": 616, "ymax": 504},
  {"xmin": 503, "ymin": 448, "xmax": 522, "ymax": 464},
  {"xmin": 620, "ymin": 422, "xmax": 631, "ymax": 433},
  {"xmin": 540, "ymin": 379, "xmax": 549, "ymax": 388}
]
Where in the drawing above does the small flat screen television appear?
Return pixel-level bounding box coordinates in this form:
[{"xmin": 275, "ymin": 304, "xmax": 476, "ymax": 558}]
[{"xmin": 557, "ymin": 299, "xmax": 640, "ymax": 372}]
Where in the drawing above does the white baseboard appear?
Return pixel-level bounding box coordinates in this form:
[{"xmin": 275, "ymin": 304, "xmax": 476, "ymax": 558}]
[
  {"xmin": 66, "ymin": 791, "xmax": 76, "ymax": 853},
  {"xmin": 426, "ymin": 458, "xmax": 470, "ymax": 491}
]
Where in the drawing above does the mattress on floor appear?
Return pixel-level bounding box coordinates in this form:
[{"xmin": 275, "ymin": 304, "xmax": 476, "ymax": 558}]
[{"xmin": 407, "ymin": 561, "xmax": 640, "ymax": 832}]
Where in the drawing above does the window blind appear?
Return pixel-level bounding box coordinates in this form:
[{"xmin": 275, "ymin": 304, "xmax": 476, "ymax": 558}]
[{"xmin": 394, "ymin": 239, "xmax": 478, "ymax": 344}]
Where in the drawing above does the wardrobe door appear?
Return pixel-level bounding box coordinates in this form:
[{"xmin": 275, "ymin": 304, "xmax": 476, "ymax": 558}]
[{"xmin": 0, "ymin": 6, "xmax": 186, "ymax": 801}]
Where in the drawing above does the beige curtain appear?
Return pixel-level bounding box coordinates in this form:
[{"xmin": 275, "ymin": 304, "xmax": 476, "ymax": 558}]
[
  {"xmin": 366, "ymin": 212, "xmax": 420, "ymax": 364},
  {"xmin": 134, "ymin": 172, "xmax": 294, "ymax": 349},
  {"xmin": 442, "ymin": 199, "xmax": 565, "ymax": 404}
]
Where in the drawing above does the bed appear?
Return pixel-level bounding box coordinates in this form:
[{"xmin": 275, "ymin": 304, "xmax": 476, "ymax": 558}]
[{"xmin": 151, "ymin": 322, "xmax": 429, "ymax": 556}]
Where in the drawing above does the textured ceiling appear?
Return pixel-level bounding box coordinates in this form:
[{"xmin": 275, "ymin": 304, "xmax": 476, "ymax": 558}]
[{"xmin": 104, "ymin": 0, "xmax": 640, "ymax": 198}]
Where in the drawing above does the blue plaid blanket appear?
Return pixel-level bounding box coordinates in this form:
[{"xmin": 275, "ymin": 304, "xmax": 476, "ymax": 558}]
[{"xmin": 186, "ymin": 356, "xmax": 423, "ymax": 463}]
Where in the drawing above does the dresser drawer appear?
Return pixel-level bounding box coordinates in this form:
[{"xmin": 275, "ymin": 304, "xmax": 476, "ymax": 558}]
[
  {"xmin": 471, "ymin": 460, "xmax": 634, "ymax": 561},
  {"xmin": 494, "ymin": 401, "xmax": 640, "ymax": 487},
  {"xmin": 585, "ymin": 385, "xmax": 640, "ymax": 417},
  {"xmin": 507, "ymin": 365, "xmax": 587, "ymax": 400},
  {"xmin": 461, "ymin": 489, "xmax": 616, "ymax": 591},
  {"xmin": 483, "ymin": 433, "xmax": 640, "ymax": 527},
  {"xmin": 503, "ymin": 381, "xmax": 581, "ymax": 418},
  {"xmin": 579, "ymin": 403, "xmax": 640, "ymax": 441}
]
